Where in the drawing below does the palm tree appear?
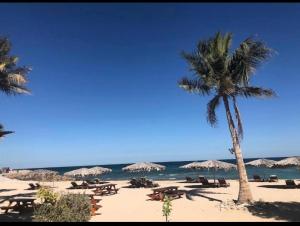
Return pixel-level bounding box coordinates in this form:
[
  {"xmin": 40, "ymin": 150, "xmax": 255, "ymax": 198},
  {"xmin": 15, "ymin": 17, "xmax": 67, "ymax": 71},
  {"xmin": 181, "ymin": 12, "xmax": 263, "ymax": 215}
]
[
  {"xmin": 0, "ymin": 37, "xmax": 31, "ymax": 95},
  {"xmin": 0, "ymin": 37, "xmax": 31, "ymax": 138},
  {"xmin": 0, "ymin": 123, "xmax": 13, "ymax": 138},
  {"xmin": 178, "ymin": 32, "xmax": 276, "ymax": 204}
]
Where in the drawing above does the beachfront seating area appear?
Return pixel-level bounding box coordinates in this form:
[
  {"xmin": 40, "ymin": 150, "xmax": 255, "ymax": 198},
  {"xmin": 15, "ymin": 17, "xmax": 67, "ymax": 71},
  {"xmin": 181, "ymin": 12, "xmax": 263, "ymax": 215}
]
[
  {"xmin": 285, "ymin": 180, "xmax": 300, "ymax": 188},
  {"xmin": 252, "ymin": 174, "xmax": 279, "ymax": 182},
  {"xmin": 128, "ymin": 178, "xmax": 159, "ymax": 188}
]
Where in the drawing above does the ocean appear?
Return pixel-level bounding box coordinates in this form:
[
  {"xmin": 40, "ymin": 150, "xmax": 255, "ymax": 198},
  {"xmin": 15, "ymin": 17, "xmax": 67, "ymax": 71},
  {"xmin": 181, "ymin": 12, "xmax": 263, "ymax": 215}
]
[{"xmin": 24, "ymin": 157, "xmax": 300, "ymax": 181}]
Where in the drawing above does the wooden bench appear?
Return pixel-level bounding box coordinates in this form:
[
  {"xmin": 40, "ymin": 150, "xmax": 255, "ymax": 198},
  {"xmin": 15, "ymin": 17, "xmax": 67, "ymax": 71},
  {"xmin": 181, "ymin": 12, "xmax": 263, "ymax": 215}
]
[{"xmin": 1, "ymin": 197, "xmax": 36, "ymax": 214}]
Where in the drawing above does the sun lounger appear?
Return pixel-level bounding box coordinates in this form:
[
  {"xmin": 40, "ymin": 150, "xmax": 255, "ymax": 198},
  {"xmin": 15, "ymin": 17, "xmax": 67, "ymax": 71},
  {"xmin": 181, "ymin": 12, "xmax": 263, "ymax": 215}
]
[
  {"xmin": 218, "ymin": 178, "xmax": 230, "ymax": 187},
  {"xmin": 253, "ymin": 175, "xmax": 264, "ymax": 182},
  {"xmin": 70, "ymin": 181, "xmax": 89, "ymax": 189},
  {"xmin": 185, "ymin": 176, "xmax": 200, "ymax": 183},
  {"xmin": 28, "ymin": 183, "xmax": 38, "ymax": 190},
  {"xmin": 268, "ymin": 175, "xmax": 278, "ymax": 182},
  {"xmin": 285, "ymin": 180, "xmax": 300, "ymax": 188},
  {"xmin": 199, "ymin": 177, "xmax": 220, "ymax": 187}
]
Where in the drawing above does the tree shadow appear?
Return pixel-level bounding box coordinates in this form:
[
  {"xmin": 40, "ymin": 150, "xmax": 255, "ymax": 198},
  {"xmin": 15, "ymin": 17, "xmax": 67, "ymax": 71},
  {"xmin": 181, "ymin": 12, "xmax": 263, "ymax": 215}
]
[
  {"xmin": 184, "ymin": 189, "xmax": 224, "ymax": 202},
  {"xmin": 0, "ymin": 210, "xmax": 33, "ymax": 222},
  {"xmin": 258, "ymin": 185, "xmax": 300, "ymax": 190},
  {"xmin": 246, "ymin": 201, "xmax": 300, "ymax": 222},
  {"xmin": 0, "ymin": 189, "xmax": 16, "ymax": 193}
]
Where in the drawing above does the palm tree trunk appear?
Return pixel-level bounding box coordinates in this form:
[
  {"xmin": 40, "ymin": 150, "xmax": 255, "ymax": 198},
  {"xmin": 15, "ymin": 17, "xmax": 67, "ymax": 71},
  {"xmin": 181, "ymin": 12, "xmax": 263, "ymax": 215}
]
[{"xmin": 223, "ymin": 96, "xmax": 253, "ymax": 204}]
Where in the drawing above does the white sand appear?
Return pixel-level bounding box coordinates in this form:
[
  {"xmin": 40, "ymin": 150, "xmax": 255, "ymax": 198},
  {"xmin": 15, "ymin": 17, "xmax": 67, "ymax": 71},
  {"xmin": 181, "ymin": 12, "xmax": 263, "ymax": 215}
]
[{"xmin": 1, "ymin": 175, "xmax": 300, "ymax": 222}]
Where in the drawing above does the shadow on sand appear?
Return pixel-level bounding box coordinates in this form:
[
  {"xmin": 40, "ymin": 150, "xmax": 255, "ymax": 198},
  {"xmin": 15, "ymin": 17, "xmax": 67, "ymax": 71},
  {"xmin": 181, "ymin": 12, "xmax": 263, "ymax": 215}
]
[
  {"xmin": 246, "ymin": 201, "xmax": 300, "ymax": 222},
  {"xmin": 184, "ymin": 189, "xmax": 225, "ymax": 202},
  {"xmin": 258, "ymin": 185, "xmax": 300, "ymax": 190},
  {"xmin": 0, "ymin": 189, "xmax": 16, "ymax": 193},
  {"xmin": 0, "ymin": 209, "xmax": 33, "ymax": 222}
]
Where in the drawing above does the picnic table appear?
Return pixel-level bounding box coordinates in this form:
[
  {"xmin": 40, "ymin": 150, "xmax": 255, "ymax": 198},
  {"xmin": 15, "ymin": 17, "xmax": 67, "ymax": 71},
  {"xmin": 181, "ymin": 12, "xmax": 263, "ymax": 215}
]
[
  {"xmin": 147, "ymin": 186, "xmax": 184, "ymax": 201},
  {"xmin": 87, "ymin": 194, "xmax": 102, "ymax": 216},
  {"xmin": 92, "ymin": 183, "xmax": 119, "ymax": 196},
  {"xmin": 1, "ymin": 197, "xmax": 36, "ymax": 214}
]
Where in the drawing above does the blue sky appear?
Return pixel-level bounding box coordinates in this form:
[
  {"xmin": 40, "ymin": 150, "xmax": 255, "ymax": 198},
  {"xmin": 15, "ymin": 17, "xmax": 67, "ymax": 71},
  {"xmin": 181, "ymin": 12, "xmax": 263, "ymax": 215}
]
[{"xmin": 0, "ymin": 3, "xmax": 300, "ymax": 168}]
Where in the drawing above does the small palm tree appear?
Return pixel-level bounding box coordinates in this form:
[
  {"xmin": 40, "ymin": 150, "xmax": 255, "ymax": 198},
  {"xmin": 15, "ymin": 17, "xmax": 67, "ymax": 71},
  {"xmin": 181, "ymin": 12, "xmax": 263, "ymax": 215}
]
[
  {"xmin": 178, "ymin": 32, "xmax": 276, "ymax": 204},
  {"xmin": 0, "ymin": 36, "xmax": 31, "ymax": 139}
]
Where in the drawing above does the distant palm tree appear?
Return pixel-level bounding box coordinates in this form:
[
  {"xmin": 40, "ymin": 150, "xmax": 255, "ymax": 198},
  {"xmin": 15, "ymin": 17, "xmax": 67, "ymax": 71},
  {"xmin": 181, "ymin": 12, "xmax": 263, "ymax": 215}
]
[
  {"xmin": 0, "ymin": 37, "xmax": 31, "ymax": 138},
  {"xmin": 178, "ymin": 32, "xmax": 276, "ymax": 204}
]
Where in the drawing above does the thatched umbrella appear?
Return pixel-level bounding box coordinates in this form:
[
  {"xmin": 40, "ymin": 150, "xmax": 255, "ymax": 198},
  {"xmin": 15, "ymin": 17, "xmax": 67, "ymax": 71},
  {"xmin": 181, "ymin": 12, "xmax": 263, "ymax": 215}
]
[
  {"xmin": 88, "ymin": 166, "xmax": 112, "ymax": 175},
  {"xmin": 30, "ymin": 169, "xmax": 59, "ymax": 186},
  {"xmin": 272, "ymin": 157, "xmax": 300, "ymax": 168},
  {"xmin": 0, "ymin": 124, "xmax": 14, "ymax": 138},
  {"xmin": 180, "ymin": 160, "xmax": 237, "ymax": 183},
  {"xmin": 122, "ymin": 162, "xmax": 165, "ymax": 179},
  {"xmin": 245, "ymin": 159, "xmax": 277, "ymax": 168},
  {"xmin": 64, "ymin": 168, "xmax": 91, "ymax": 178}
]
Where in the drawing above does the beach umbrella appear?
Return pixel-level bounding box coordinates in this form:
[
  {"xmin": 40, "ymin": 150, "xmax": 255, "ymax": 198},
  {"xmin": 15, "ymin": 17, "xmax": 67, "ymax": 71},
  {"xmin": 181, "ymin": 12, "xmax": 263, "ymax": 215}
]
[
  {"xmin": 122, "ymin": 162, "xmax": 166, "ymax": 178},
  {"xmin": 88, "ymin": 166, "xmax": 112, "ymax": 175},
  {"xmin": 180, "ymin": 160, "xmax": 237, "ymax": 183},
  {"xmin": 30, "ymin": 169, "xmax": 59, "ymax": 187},
  {"xmin": 0, "ymin": 124, "xmax": 14, "ymax": 138},
  {"xmin": 272, "ymin": 157, "xmax": 300, "ymax": 168},
  {"xmin": 64, "ymin": 168, "xmax": 91, "ymax": 178},
  {"xmin": 245, "ymin": 159, "xmax": 277, "ymax": 168}
]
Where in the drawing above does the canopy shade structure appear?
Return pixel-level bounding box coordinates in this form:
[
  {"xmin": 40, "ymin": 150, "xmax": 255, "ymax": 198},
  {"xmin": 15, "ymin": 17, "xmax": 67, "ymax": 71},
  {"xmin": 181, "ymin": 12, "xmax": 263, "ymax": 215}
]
[
  {"xmin": 180, "ymin": 160, "xmax": 236, "ymax": 183},
  {"xmin": 122, "ymin": 162, "xmax": 166, "ymax": 173},
  {"xmin": 272, "ymin": 157, "xmax": 300, "ymax": 168},
  {"xmin": 87, "ymin": 166, "xmax": 112, "ymax": 175},
  {"xmin": 245, "ymin": 159, "xmax": 277, "ymax": 168},
  {"xmin": 64, "ymin": 168, "xmax": 92, "ymax": 177},
  {"xmin": 64, "ymin": 167, "xmax": 112, "ymax": 178},
  {"xmin": 0, "ymin": 124, "xmax": 14, "ymax": 138},
  {"xmin": 180, "ymin": 160, "xmax": 237, "ymax": 170}
]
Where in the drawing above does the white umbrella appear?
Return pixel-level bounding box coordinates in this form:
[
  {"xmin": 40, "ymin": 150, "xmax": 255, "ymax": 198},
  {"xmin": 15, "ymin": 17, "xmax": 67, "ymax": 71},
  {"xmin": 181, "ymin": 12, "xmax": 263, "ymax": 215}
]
[
  {"xmin": 180, "ymin": 160, "xmax": 236, "ymax": 183},
  {"xmin": 122, "ymin": 162, "xmax": 165, "ymax": 173},
  {"xmin": 245, "ymin": 159, "xmax": 277, "ymax": 168},
  {"xmin": 272, "ymin": 157, "xmax": 300, "ymax": 168}
]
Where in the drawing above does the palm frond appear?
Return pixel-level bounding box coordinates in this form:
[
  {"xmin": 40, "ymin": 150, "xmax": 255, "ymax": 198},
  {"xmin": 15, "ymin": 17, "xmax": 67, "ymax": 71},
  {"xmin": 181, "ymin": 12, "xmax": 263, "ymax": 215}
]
[
  {"xmin": 178, "ymin": 77, "xmax": 211, "ymax": 95},
  {"xmin": 232, "ymin": 96, "xmax": 243, "ymax": 141},
  {"xmin": 207, "ymin": 95, "xmax": 221, "ymax": 126},
  {"xmin": 236, "ymin": 86, "xmax": 276, "ymax": 98},
  {"xmin": 229, "ymin": 37, "xmax": 273, "ymax": 85}
]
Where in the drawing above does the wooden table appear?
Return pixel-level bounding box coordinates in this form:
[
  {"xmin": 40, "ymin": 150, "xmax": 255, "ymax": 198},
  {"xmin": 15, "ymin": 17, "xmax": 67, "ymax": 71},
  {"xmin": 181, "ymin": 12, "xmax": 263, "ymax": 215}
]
[
  {"xmin": 148, "ymin": 186, "xmax": 183, "ymax": 201},
  {"xmin": 92, "ymin": 183, "xmax": 118, "ymax": 196},
  {"xmin": 1, "ymin": 197, "xmax": 36, "ymax": 214}
]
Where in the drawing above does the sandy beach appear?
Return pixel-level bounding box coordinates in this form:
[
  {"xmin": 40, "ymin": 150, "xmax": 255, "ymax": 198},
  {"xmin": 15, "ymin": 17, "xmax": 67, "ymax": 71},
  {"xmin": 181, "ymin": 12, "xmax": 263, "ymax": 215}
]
[{"xmin": 1, "ymin": 175, "xmax": 299, "ymax": 222}]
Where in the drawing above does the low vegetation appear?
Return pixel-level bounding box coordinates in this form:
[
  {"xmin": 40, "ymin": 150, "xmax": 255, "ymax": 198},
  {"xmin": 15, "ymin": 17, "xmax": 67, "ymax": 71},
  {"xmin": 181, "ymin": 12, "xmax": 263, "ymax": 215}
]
[{"xmin": 34, "ymin": 193, "xmax": 91, "ymax": 222}]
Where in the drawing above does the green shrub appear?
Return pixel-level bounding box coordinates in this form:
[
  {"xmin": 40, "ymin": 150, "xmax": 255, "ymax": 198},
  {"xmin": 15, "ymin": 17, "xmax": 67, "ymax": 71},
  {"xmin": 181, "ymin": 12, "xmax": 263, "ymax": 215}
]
[
  {"xmin": 34, "ymin": 193, "xmax": 91, "ymax": 222},
  {"xmin": 37, "ymin": 187, "xmax": 59, "ymax": 205},
  {"xmin": 162, "ymin": 196, "xmax": 172, "ymax": 222}
]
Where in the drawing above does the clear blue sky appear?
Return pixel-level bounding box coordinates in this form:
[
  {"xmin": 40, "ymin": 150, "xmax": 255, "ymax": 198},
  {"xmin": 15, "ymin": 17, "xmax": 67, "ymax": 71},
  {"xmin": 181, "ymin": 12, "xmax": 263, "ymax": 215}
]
[{"xmin": 0, "ymin": 3, "xmax": 300, "ymax": 168}]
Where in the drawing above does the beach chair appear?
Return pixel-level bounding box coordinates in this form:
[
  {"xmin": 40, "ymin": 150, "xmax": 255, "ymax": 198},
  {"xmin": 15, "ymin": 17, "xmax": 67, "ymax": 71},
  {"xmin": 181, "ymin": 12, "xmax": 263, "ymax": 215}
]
[
  {"xmin": 129, "ymin": 178, "xmax": 142, "ymax": 188},
  {"xmin": 86, "ymin": 179, "xmax": 96, "ymax": 185},
  {"xmin": 28, "ymin": 183, "xmax": 38, "ymax": 190},
  {"xmin": 185, "ymin": 176, "xmax": 199, "ymax": 183},
  {"xmin": 285, "ymin": 180, "xmax": 300, "ymax": 188},
  {"xmin": 145, "ymin": 179, "xmax": 159, "ymax": 188},
  {"xmin": 70, "ymin": 181, "xmax": 83, "ymax": 189},
  {"xmin": 218, "ymin": 178, "xmax": 230, "ymax": 187},
  {"xmin": 253, "ymin": 175, "xmax": 264, "ymax": 182},
  {"xmin": 268, "ymin": 175, "xmax": 278, "ymax": 182},
  {"xmin": 200, "ymin": 177, "xmax": 220, "ymax": 187}
]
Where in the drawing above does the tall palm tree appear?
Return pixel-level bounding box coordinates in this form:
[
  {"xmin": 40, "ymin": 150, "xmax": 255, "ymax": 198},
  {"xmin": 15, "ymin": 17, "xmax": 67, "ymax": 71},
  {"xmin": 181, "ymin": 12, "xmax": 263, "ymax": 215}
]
[
  {"xmin": 178, "ymin": 32, "xmax": 276, "ymax": 204},
  {"xmin": 0, "ymin": 37, "xmax": 31, "ymax": 138}
]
